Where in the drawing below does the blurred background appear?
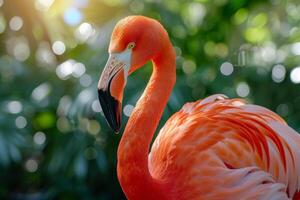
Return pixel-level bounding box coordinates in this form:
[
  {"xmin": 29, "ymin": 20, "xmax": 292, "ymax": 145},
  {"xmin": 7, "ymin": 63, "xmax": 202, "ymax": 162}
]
[{"xmin": 0, "ymin": 0, "xmax": 300, "ymax": 199}]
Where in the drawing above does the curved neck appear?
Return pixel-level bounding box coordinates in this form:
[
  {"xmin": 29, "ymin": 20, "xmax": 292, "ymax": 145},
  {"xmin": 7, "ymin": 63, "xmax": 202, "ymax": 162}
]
[{"xmin": 117, "ymin": 43, "xmax": 176, "ymax": 199}]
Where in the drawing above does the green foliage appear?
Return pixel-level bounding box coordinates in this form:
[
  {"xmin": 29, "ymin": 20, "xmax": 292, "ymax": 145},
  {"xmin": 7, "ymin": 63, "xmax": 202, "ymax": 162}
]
[{"xmin": 0, "ymin": 0, "xmax": 300, "ymax": 199}]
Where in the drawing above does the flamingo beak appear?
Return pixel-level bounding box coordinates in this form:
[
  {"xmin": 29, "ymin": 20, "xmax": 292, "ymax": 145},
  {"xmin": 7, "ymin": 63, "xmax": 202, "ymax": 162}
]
[{"xmin": 98, "ymin": 50, "xmax": 131, "ymax": 133}]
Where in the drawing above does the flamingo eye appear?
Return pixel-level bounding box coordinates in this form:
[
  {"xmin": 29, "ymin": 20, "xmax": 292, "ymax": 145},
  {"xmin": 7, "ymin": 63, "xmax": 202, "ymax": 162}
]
[{"xmin": 127, "ymin": 42, "xmax": 135, "ymax": 50}]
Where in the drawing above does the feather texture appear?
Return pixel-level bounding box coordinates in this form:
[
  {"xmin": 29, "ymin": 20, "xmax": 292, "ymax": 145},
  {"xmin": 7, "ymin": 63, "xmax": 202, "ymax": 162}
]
[{"xmin": 149, "ymin": 94, "xmax": 300, "ymax": 200}]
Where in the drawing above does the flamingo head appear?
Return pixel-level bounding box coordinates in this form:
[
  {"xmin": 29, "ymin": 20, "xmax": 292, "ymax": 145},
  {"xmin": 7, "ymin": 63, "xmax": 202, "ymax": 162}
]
[{"xmin": 98, "ymin": 16, "xmax": 169, "ymax": 133}]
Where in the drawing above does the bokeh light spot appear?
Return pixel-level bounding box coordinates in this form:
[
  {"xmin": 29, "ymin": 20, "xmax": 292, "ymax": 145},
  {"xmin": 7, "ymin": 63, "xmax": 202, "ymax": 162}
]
[
  {"xmin": 7, "ymin": 101, "xmax": 23, "ymax": 114},
  {"xmin": 13, "ymin": 42, "xmax": 30, "ymax": 61},
  {"xmin": 56, "ymin": 60, "xmax": 75, "ymax": 80},
  {"xmin": 78, "ymin": 89, "xmax": 93, "ymax": 103},
  {"xmin": 25, "ymin": 159, "xmax": 38, "ymax": 172},
  {"xmin": 204, "ymin": 41, "xmax": 215, "ymax": 56},
  {"xmin": 15, "ymin": 116, "xmax": 27, "ymax": 129},
  {"xmin": 87, "ymin": 120, "xmax": 101, "ymax": 135},
  {"xmin": 57, "ymin": 117, "xmax": 71, "ymax": 133},
  {"xmin": 123, "ymin": 104, "xmax": 134, "ymax": 117},
  {"xmin": 261, "ymin": 45, "xmax": 276, "ymax": 63},
  {"xmin": 233, "ymin": 8, "xmax": 248, "ymax": 24},
  {"xmin": 64, "ymin": 7, "xmax": 82, "ymax": 26},
  {"xmin": 220, "ymin": 62, "xmax": 234, "ymax": 76},
  {"xmin": 272, "ymin": 64, "xmax": 286, "ymax": 83},
  {"xmin": 92, "ymin": 100, "xmax": 102, "ymax": 113},
  {"xmin": 182, "ymin": 59, "xmax": 196, "ymax": 74},
  {"xmin": 185, "ymin": 3, "xmax": 206, "ymax": 28},
  {"xmin": 251, "ymin": 13, "xmax": 268, "ymax": 28},
  {"xmin": 79, "ymin": 74, "xmax": 92, "ymax": 87},
  {"xmin": 31, "ymin": 83, "xmax": 51, "ymax": 102},
  {"xmin": 9, "ymin": 16, "xmax": 23, "ymax": 31},
  {"xmin": 244, "ymin": 27, "xmax": 268, "ymax": 43},
  {"xmin": 276, "ymin": 104, "xmax": 289, "ymax": 117},
  {"xmin": 291, "ymin": 42, "xmax": 300, "ymax": 55},
  {"xmin": 72, "ymin": 62, "xmax": 86, "ymax": 77},
  {"xmin": 236, "ymin": 82, "xmax": 250, "ymax": 97},
  {"xmin": 215, "ymin": 43, "xmax": 228, "ymax": 58},
  {"xmin": 33, "ymin": 131, "xmax": 46, "ymax": 145},
  {"xmin": 290, "ymin": 66, "xmax": 300, "ymax": 84},
  {"xmin": 52, "ymin": 41, "xmax": 66, "ymax": 55},
  {"xmin": 35, "ymin": 112, "xmax": 55, "ymax": 129},
  {"xmin": 56, "ymin": 60, "xmax": 86, "ymax": 79},
  {"xmin": 57, "ymin": 96, "xmax": 71, "ymax": 116},
  {"xmin": 36, "ymin": 42, "xmax": 56, "ymax": 66},
  {"xmin": 75, "ymin": 22, "xmax": 94, "ymax": 43}
]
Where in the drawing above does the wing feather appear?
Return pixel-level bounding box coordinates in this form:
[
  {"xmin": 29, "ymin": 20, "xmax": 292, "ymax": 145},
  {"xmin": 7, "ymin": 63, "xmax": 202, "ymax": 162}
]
[{"xmin": 149, "ymin": 94, "xmax": 300, "ymax": 199}]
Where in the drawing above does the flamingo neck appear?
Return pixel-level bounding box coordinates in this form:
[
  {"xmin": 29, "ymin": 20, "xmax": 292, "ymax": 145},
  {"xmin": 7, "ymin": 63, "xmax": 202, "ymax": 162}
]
[{"xmin": 117, "ymin": 43, "xmax": 176, "ymax": 199}]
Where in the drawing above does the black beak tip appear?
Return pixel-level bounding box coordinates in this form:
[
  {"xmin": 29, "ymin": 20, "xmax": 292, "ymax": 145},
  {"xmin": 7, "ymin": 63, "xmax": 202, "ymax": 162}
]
[
  {"xmin": 106, "ymin": 112, "xmax": 121, "ymax": 133},
  {"xmin": 98, "ymin": 89, "xmax": 122, "ymax": 133},
  {"xmin": 112, "ymin": 126, "xmax": 120, "ymax": 134}
]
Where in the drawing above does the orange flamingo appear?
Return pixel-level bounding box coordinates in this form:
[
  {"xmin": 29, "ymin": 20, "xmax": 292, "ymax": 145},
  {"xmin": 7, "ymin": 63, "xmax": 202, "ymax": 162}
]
[{"xmin": 97, "ymin": 16, "xmax": 300, "ymax": 200}]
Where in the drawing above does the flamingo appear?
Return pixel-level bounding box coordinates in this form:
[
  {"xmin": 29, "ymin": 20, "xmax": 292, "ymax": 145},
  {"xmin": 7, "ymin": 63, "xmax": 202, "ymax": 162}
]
[{"xmin": 97, "ymin": 16, "xmax": 300, "ymax": 200}]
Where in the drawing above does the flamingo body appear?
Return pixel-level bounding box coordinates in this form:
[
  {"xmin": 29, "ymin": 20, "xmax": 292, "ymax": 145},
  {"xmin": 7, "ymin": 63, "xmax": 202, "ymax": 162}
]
[
  {"xmin": 150, "ymin": 94, "xmax": 300, "ymax": 199},
  {"xmin": 97, "ymin": 16, "xmax": 300, "ymax": 200}
]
